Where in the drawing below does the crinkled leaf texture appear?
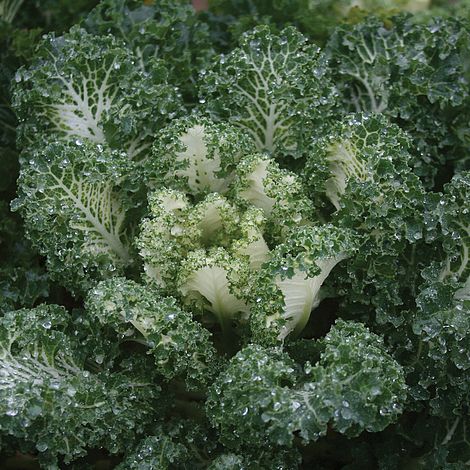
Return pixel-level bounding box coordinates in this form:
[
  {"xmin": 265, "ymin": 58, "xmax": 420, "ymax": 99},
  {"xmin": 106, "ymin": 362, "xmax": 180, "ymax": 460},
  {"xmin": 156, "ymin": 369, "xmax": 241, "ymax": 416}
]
[
  {"xmin": 208, "ymin": 320, "xmax": 407, "ymax": 449},
  {"xmin": 13, "ymin": 26, "xmax": 183, "ymax": 160},
  {"xmin": 12, "ymin": 140, "xmax": 134, "ymax": 294},
  {"xmin": 0, "ymin": 305, "xmax": 161, "ymax": 465},
  {"xmin": 200, "ymin": 25, "xmax": 337, "ymax": 158}
]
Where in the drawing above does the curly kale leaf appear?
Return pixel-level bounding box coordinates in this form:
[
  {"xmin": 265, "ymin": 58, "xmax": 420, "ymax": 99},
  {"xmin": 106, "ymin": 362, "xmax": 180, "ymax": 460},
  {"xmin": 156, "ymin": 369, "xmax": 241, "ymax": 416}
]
[
  {"xmin": 84, "ymin": 0, "xmax": 213, "ymax": 102},
  {"xmin": 13, "ymin": 26, "xmax": 182, "ymax": 160},
  {"xmin": 149, "ymin": 115, "xmax": 255, "ymax": 196},
  {"xmin": 0, "ymin": 304, "xmax": 162, "ymax": 465},
  {"xmin": 208, "ymin": 320, "xmax": 407, "ymax": 449},
  {"xmin": 86, "ymin": 277, "xmax": 221, "ymax": 389},
  {"xmin": 306, "ymin": 113, "xmax": 427, "ymax": 322},
  {"xmin": 325, "ymin": 15, "xmax": 470, "ymax": 185},
  {"xmin": 249, "ymin": 225, "xmax": 356, "ymax": 344},
  {"xmin": 12, "ymin": 140, "xmax": 135, "ymax": 295},
  {"xmin": 200, "ymin": 25, "xmax": 337, "ymax": 158}
]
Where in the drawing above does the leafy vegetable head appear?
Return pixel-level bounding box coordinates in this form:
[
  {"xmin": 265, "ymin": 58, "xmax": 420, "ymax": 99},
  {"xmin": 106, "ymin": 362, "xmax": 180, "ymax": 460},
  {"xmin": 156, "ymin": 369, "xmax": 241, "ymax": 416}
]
[{"xmin": 4, "ymin": 2, "xmax": 470, "ymax": 467}]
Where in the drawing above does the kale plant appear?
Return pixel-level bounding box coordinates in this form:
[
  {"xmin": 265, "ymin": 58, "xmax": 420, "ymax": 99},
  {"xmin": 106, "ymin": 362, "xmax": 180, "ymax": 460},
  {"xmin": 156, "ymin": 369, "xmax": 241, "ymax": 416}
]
[{"xmin": 1, "ymin": 0, "xmax": 470, "ymax": 468}]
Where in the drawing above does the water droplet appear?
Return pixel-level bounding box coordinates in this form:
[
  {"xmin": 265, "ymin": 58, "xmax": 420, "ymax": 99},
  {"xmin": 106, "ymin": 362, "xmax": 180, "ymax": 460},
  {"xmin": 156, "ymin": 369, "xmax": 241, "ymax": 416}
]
[
  {"xmin": 370, "ymin": 386, "xmax": 381, "ymax": 396},
  {"xmin": 50, "ymin": 381, "xmax": 61, "ymax": 390},
  {"xmin": 36, "ymin": 442, "xmax": 48, "ymax": 452},
  {"xmin": 379, "ymin": 407, "xmax": 391, "ymax": 416}
]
